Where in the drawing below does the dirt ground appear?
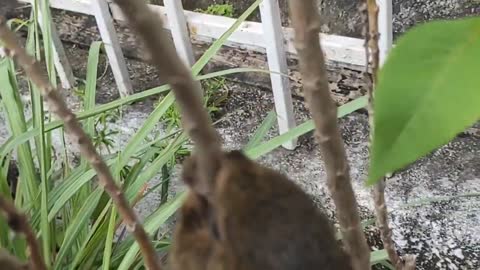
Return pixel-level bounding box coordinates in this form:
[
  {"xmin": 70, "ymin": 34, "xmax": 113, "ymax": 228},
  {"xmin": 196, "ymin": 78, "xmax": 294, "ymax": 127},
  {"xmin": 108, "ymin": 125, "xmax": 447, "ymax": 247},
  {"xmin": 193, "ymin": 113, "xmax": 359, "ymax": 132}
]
[{"xmin": 1, "ymin": 7, "xmax": 480, "ymax": 270}]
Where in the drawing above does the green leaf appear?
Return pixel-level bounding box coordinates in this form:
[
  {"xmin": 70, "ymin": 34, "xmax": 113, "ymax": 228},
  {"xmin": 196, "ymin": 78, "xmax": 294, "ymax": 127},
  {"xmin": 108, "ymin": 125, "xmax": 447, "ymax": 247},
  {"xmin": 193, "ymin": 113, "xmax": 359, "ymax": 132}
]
[
  {"xmin": 116, "ymin": 192, "xmax": 187, "ymax": 270},
  {"xmin": 47, "ymin": 159, "xmax": 115, "ymax": 221},
  {"xmin": 0, "ymin": 60, "xmax": 39, "ymax": 204},
  {"xmin": 368, "ymin": 17, "xmax": 480, "ymax": 185},
  {"xmin": 117, "ymin": 93, "xmax": 175, "ymax": 172},
  {"xmin": 84, "ymin": 41, "xmax": 103, "ymax": 138},
  {"xmin": 0, "ymin": 68, "xmax": 269, "ymax": 161},
  {"xmin": 53, "ymin": 188, "xmax": 103, "ymax": 270},
  {"xmin": 191, "ymin": 0, "xmax": 263, "ymax": 76},
  {"xmin": 102, "ymin": 207, "xmax": 117, "ymax": 270},
  {"xmin": 244, "ymin": 110, "xmax": 276, "ymax": 151},
  {"xmin": 369, "ymin": 249, "xmax": 389, "ymax": 265},
  {"xmin": 124, "ymin": 133, "xmax": 188, "ymax": 201},
  {"xmin": 27, "ymin": 9, "xmax": 52, "ymax": 262},
  {"xmin": 71, "ymin": 200, "xmax": 112, "ymax": 269},
  {"xmin": 246, "ymin": 96, "xmax": 368, "ymax": 159}
]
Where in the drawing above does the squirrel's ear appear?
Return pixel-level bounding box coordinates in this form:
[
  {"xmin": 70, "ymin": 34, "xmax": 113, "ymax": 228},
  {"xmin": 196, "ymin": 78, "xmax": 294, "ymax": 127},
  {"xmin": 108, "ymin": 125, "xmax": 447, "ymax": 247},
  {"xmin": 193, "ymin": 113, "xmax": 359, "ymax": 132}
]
[
  {"xmin": 181, "ymin": 153, "xmax": 215, "ymax": 199},
  {"xmin": 178, "ymin": 192, "xmax": 210, "ymax": 231},
  {"xmin": 181, "ymin": 154, "xmax": 197, "ymax": 187}
]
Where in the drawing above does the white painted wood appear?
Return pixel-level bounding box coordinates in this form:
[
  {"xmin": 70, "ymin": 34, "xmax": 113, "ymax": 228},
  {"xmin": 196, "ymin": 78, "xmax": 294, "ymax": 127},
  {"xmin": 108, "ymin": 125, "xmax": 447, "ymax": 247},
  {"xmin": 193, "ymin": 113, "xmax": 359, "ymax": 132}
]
[
  {"xmin": 32, "ymin": 0, "xmax": 367, "ymax": 68},
  {"xmin": 37, "ymin": 9, "xmax": 75, "ymax": 89},
  {"xmin": 259, "ymin": 0, "xmax": 296, "ymax": 150},
  {"xmin": 377, "ymin": 0, "xmax": 393, "ymax": 66},
  {"xmin": 15, "ymin": 0, "xmax": 376, "ymax": 82},
  {"xmin": 19, "ymin": 0, "xmax": 93, "ymax": 15},
  {"xmin": 163, "ymin": 0, "xmax": 196, "ymax": 66},
  {"xmin": 91, "ymin": 0, "xmax": 133, "ymax": 97},
  {"xmin": 130, "ymin": 5, "xmax": 367, "ymax": 67}
]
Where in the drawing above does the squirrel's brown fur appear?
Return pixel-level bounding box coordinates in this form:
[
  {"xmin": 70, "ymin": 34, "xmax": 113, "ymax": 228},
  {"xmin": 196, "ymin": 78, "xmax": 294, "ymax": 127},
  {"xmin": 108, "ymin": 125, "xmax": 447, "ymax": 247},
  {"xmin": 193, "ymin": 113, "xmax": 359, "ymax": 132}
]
[{"xmin": 168, "ymin": 150, "xmax": 353, "ymax": 270}]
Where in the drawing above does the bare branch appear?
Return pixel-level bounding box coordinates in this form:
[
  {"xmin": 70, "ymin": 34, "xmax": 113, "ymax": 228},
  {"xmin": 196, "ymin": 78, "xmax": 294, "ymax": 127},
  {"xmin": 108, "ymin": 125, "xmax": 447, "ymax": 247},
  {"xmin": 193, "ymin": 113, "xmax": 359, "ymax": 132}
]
[
  {"xmin": 0, "ymin": 16, "xmax": 161, "ymax": 270},
  {"xmin": 361, "ymin": 1, "xmax": 416, "ymax": 269},
  {"xmin": 287, "ymin": 1, "xmax": 371, "ymax": 269},
  {"xmin": 0, "ymin": 196, "xmax": 46, "ymax": 270},
  {"xmin": 110, "ymin": 0, "xmax": 223, "ymax": 197}
]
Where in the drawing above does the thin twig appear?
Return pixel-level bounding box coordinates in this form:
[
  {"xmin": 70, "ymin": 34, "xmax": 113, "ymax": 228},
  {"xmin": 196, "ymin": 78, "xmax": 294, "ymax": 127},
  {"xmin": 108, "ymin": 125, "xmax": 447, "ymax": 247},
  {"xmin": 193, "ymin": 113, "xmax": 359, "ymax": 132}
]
[
  {"xmin": 110, "ymin": 0, "xmax": 223, "ymax": 197},
  {"xmin": 361, "ymin": 1, "xmax": 416, "ymax": 269},
  {"xmin": 0, "ymin": 16, "xmax": 162, "ymax": 270},
  {"xmin": 0, "ymin": 196, "xmax": 46, "ymax": 270},
  {"xmin": 287, "ymin": 1, "xmax": 371, "ymax": 270}
]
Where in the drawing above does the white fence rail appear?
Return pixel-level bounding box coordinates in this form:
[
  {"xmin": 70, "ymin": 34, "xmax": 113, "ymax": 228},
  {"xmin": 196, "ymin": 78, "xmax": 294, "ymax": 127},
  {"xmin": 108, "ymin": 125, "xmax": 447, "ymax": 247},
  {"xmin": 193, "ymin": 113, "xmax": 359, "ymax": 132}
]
[{"xmin": 18, "ymin": 0, "xmax": 393, "ymax": 149}]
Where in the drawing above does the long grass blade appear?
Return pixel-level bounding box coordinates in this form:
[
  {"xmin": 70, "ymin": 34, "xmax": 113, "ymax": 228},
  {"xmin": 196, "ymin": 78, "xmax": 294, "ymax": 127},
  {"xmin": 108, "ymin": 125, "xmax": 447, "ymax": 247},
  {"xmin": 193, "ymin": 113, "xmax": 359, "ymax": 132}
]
[
  {"xmin": 0, "ymin": 59, "xmax": 39, "ymax": 205},
  {"xmin": 370, "ymin": 249, "xmax": 389, "ymax": 265},
  {"xmin": 116, "ymin": 93, "xmax": 175, "ymax": 172},
  {"xmin": 83, "ymin": 42, "xmax": 103, "ymax": 153},
  {"xmin": 71, "ymin": 199, "xmax": 112, "ymax": 269},
  {"xmin": 191, "ymin": 0, "xmax": 264, "ymax": 76},
  {"xmin": 115, "ymin": 192, "xmax": 187, "ymax": 269},
  {"xmin": 124, "ymin": 133, "xmax": 187, "ymax": 201},
  {"xmin": 246, "ymin": 96, "xmax": 368, "ymax": 159},
  {"xmin": 102, "ymin": 207, "xmax": 117, "ymax": 270},
  {"xmin": 26, "ymin": 5, "xmax": 52, "ymax": 262},
  {"xmin": 53, "ymin": 188, "xmax": 103, "ymax": 270},
  {"xmin": 0, "ymin": 67, "xmax": 281, "ymax": 158},
  {"xmin": 243, "ymin": 109, "xmax": 276, "ymax": 151}
]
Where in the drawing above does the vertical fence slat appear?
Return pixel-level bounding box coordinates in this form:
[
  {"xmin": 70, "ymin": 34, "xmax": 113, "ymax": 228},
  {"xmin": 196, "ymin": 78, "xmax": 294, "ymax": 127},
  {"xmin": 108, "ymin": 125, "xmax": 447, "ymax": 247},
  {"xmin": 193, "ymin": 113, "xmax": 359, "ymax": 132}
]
[
  {"xmin": 34, "ymin": 1, "xmax": 76, "ymax": 89},
  {"xmin": 163, "ymin": 0, "xmax": 196, "ymax": 66},
  {"xmin": 377, "ymin": 0, "xmax": 393, "ymax": 66},
  {"xmin": 260, "ymin": 0, "xmax": 297, "ymax": 150},
  {"xmin": 91, "ymin": 0, "xmax": 133, "ymax": 97}
]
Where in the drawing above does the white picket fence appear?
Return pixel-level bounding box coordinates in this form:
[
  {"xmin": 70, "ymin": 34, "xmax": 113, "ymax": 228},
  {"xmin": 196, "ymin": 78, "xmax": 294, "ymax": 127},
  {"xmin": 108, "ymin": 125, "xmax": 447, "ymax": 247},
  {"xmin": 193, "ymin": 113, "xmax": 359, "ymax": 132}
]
[{"xmin": 18, "ymin": 0, "xmax": 393, "ymax": 150}]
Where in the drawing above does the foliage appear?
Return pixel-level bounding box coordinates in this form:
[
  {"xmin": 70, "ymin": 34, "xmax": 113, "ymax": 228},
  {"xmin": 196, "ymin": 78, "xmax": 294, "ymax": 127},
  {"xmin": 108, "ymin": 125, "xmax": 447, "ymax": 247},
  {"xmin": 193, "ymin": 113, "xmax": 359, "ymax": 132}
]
[
  {"xmin": 367, "ymin": 17, "xmax": 480, "ymax": 185},
  {"xmin": 195, "ymin": 3, "xmax": 235, "ymax": 17},
  {"xmin": 91, "ymin": 110, "xmax": 121, "ymax": 153},
  {"xmin": 0, "ymin": 0, "xmax": 403, "ymax": 268},
  {"xmin": 0, "ymin": 0, "xmax": 291, "ymax": 269},
  {"xmin": 163, "ymin": 77, "xmax": 228, "ymax": 129}
]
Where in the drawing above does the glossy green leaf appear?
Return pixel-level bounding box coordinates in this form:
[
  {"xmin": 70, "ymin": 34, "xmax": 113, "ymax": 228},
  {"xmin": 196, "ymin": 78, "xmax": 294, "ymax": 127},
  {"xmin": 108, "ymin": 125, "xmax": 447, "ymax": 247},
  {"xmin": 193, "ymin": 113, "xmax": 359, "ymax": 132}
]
[{"xmin": 368, "ymin": 17, "xmax": 480, "ymax": 185}]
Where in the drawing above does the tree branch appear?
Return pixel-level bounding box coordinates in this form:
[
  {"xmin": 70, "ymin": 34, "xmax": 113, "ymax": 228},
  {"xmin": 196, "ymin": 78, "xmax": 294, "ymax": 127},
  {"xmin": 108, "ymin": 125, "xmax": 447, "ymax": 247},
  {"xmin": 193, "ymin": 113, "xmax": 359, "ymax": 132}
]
[
  {"xmin": 287, "ymin": 1, "xmax": 371, "ymax": 270},
  {"xmin": 110, "ymin": 0, "xmax": 223, "ymax": 197},
  {"xmin": 361, "ymin": 1, "xmax": 416, "ymax": 269},
  {"xmin": 0, "ymin": 196, "xmax": 46, "ymax": 270},
  {"xmin": 0, "ymin": 15, "xmax": 161, "ymax": 270}
]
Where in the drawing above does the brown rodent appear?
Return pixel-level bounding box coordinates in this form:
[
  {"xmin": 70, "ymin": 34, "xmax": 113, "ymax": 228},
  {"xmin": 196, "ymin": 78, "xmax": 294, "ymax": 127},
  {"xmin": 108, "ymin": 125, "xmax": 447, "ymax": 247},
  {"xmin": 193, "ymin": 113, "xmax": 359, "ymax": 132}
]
[
  {"xmin": 168, "ymin": 150, "xmax": 353, "ymax": 270},
  {"xmin": 0, "ymin": 249, "xmax": 28, "ymax": 270}
]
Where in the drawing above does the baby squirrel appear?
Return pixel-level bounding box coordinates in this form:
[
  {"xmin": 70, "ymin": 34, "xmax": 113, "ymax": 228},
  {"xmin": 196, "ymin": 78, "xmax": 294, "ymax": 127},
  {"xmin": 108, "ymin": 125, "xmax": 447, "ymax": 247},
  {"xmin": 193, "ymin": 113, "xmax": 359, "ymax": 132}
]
[{"xmin": 168, "ymin": 150, "xmax": 353, "ymax": 270}]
